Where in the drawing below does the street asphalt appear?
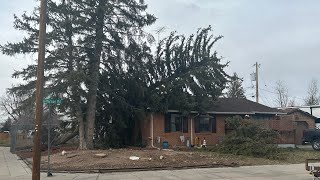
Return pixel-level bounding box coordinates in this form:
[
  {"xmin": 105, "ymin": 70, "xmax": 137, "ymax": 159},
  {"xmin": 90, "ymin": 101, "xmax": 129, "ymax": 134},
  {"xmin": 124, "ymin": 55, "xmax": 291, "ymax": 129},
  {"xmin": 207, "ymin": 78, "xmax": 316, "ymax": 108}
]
[{"xmin": 0, "ymin": 147, "xmax": 314, "ymax": 180}]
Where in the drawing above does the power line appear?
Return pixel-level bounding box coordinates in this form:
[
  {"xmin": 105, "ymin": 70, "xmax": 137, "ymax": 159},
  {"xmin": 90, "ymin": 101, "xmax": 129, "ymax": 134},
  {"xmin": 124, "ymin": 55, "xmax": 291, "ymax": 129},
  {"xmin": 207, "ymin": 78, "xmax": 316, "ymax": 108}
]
[
  {"xmin": 260, "ymin": 87, "xmax": 304, "ymax": 100},
  {"xmin": 259, "ymin": 88, "xmax": 277, "ymax": 95},
  {"xmin": 244, "ymin": 85, "xmax": 254, "ymax": 90},
  {"xmin": 248, "ymin": 63, "xmax": 306, "ymax": 105},
  {"xmin": 259, "ymin": 90, "xmax": 274, "ymax": 106},
  {"xmin": 259, "ymin": 87, "xmax": 305, "ymax": 101}
]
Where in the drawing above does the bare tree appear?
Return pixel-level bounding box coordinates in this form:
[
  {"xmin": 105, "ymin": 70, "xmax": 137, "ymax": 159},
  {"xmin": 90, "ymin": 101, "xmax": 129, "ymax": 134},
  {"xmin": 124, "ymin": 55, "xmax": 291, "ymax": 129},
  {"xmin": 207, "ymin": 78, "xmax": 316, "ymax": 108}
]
[
  {"xmin": 288, "ymin": 98, "xmax": 296, "ymax": 107},
  {"xmin": 275, "ymin": 80, "xmax": 289, "ymax": 107},
  {"xmin": 304, "ymin": 79, "xmax": 320, "ymax": 106},
  {"xmin": 0, "ymin": 91, "xmax": 68, "ymax": 145},
  {"xmin": 0, "ymin": 92, "xmax": 34, "ymax": 125}
]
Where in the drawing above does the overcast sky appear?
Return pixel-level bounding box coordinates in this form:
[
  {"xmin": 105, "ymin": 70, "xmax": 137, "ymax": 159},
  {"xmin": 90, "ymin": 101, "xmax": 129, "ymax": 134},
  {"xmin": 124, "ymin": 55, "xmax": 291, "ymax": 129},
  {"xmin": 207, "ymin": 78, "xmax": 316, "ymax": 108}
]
[{"xmin": 1, "ymin": 0, "xmax": 320, "ymax": 108}]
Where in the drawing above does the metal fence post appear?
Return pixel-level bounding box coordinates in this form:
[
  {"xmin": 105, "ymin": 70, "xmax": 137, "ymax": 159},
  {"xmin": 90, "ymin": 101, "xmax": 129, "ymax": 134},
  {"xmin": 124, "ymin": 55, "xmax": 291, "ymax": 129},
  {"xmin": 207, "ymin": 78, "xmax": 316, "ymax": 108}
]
[
  {"xmin": 10, "ymin": 125, "xmax": 17, "ymax": 153},
  {"xmin": 47, "ymin": 105, "xmax": 52, "ymax": 177}
]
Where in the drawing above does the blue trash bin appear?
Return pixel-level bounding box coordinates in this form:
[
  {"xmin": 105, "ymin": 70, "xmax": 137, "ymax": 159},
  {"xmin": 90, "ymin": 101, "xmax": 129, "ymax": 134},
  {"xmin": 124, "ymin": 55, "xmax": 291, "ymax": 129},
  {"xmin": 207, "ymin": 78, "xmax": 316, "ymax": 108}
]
[{"xmin": 163, "ymin": 141, "xmax": 169, "ymax": 149}]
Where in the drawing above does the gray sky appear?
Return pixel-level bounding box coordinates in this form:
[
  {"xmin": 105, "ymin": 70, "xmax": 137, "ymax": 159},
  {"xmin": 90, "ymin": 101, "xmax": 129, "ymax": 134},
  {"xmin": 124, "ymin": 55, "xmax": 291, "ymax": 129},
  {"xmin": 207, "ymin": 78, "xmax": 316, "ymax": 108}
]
[
  {"xmin": 145, "ymin": 0, "xmax": 320, "ymax": 106},
  {"xmin": 1, "ymin": 0, "xmax": 320, "ymax": 108},
  {"xmin": 0, "ymin": 1, "xmax": 36, "ymax": 94}
]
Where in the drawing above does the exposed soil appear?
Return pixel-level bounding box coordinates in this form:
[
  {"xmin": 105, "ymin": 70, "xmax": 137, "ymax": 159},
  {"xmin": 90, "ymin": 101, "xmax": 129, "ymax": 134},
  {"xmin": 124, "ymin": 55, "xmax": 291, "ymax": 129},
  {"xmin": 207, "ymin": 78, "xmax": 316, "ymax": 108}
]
[
  {"xmin": 16, "ymin": 145, "xmax": 77, "ymax": 159},
  {"xmin": 16, "ymin": 147, "xmax": 288, "ymax": 171}
]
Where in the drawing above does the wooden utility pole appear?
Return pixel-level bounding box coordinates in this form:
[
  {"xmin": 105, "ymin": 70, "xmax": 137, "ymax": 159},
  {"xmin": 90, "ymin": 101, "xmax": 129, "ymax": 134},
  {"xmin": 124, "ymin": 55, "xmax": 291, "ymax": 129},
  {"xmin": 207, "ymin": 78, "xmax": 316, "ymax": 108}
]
[
  {"xmin": 32, "ymin": 0, "xmax": 47, "ymax": 179},
  {"xmin": 255, "ymin": 62, "xmax": 259, "ymax": 103}
]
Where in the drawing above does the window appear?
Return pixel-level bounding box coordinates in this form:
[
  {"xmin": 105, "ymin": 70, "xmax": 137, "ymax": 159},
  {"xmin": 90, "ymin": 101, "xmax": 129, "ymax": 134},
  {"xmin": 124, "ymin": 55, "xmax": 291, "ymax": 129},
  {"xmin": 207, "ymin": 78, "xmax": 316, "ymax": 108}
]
[
  {"xmin": 195, "ymin": 115, "xmax": 216, "ymax": 133},
  {"xmin": 170, "ymin": 114, "xmax": 182, "ymax": 132},
  {"xmin": 165, "ymin": 113, "xmax": 188, "ymax": 133}
]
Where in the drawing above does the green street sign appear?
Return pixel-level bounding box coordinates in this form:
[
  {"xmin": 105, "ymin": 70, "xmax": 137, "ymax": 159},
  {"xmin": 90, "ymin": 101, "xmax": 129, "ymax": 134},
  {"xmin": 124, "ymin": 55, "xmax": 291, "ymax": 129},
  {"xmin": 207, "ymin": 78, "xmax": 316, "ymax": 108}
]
[{"xmin": 43, "ymin": 98, "xmax": 63, "ymax": 105}]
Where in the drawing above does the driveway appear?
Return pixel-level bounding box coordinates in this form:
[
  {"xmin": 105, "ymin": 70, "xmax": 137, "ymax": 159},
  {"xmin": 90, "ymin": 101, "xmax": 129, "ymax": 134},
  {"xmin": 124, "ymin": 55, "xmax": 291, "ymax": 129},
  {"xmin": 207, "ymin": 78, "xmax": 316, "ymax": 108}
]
[{"xmin": 0, "ymin": 147, "xmax": 313, "ymax": 180}]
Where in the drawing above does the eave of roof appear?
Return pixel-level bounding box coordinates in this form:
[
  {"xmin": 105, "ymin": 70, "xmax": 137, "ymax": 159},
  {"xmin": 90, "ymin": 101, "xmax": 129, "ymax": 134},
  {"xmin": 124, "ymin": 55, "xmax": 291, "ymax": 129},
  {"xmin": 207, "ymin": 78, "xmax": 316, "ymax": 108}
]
[
  {"xmin": 167, "ymin": 110, "xmax": 286, "ymax": 115},
  {"xmin": 279, "ymin": 108, "xmax": 318, "ymax": 120}
]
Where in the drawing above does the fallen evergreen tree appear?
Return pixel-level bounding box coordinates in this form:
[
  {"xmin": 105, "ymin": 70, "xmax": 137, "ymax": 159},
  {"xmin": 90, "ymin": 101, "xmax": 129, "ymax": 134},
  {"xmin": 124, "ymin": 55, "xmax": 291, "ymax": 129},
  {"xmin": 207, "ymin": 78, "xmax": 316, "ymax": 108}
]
[{"xmin": 219, "ymin": 116, "xmax": 282, "ymax": 160}]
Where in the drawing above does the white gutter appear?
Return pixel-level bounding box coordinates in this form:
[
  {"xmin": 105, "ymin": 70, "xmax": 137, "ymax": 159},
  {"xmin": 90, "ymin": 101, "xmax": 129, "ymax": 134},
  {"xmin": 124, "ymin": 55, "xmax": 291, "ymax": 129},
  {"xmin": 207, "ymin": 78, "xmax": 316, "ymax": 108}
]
[
  {"xmin": 167, "ymin": 110, "xmax": 180, "ymax": 113},
  {"xmin": 150, "ymin": 113, "xmax": 159, "ymax": 149},
  {"xmin": 200, "ymin": 111, "xmax": 286, "ymax": 115},
  {"xmin": 168, "ymin": 110, "xmax": 285, "ymax": 115},
  {"xmin": 278, "ymin": 105, "xmax": 320, "ymax": 109},
  {"xmin": 190, "ymin": 113, "xmax": 200, "ymax": 146}
]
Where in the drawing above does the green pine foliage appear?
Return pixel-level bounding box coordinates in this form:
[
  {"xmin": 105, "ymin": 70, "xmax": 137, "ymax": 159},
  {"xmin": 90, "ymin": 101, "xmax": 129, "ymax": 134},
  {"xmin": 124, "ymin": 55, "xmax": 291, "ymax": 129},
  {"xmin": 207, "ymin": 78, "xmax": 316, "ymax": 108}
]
[
  {"xmin": 148, "ymin": 26, "xmax": 229, "ymax": 112},
  {"xmin": 226, "ymin": 73, "xmax": 246, "ymax": 99},
  {"xmin": 1, "ymin": 0, "xmax": 156, "ymax": 149},
  {"xmin": 94, "ymin": 27, "xmax": 230, "ymax": 147},
  {"xmin": 219, "ymin": 116, "xmax": 282, "ymax": 160}
]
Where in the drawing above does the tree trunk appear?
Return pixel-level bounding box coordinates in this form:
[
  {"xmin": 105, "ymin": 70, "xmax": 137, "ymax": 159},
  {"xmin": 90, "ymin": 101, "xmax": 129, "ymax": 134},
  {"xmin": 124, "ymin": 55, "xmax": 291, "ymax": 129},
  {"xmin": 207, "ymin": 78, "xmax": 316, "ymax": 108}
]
[
  {"xmin": 53, "ymin": 129, "xmax": 78, "ymax": 145},
  {"xmin": 85, "ymin": 1, "xmax": 105, "ymax": 149},
  {"xmin": 64, "ymin": 1, "xmax": 87, "ymax": 150}
]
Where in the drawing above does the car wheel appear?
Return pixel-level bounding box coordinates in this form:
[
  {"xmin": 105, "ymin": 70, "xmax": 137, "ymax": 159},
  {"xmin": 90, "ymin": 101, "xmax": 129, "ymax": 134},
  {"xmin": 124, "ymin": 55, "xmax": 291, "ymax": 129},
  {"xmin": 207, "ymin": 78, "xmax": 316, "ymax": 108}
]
[{"xmin": 312, "ymin": 140, "xmax": 320, "ymax": 151}]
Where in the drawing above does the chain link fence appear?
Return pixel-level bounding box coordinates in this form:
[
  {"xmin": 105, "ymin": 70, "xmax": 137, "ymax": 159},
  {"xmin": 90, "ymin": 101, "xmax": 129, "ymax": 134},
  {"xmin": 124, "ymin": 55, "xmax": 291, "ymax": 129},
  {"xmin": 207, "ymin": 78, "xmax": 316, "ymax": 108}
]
[
  {"xmin": 10, "ymin": 124, "xmax": 35, "ymax": 152},
  {"xmin": 10, "ymin": 111, "xmax": 62, "ymax": 153}
]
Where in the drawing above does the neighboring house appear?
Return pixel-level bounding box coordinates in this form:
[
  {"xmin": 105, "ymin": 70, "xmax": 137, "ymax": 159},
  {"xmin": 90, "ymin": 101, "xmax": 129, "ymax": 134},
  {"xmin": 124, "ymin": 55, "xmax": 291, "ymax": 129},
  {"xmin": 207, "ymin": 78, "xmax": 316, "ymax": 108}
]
[
  {"xmin": 280, "ymin": 108, "xmax": 316, "ymax": 129},
  {"xmin": 279, "ymin": 106, "xmax": 320, "ymax": 127},
  {"xmin": 141, "ymin": 98, "xmax": 285, "ymax": 148},
  {"xmin": 276, "ymin": 108, "xmax": 317, "ymax": 145}
]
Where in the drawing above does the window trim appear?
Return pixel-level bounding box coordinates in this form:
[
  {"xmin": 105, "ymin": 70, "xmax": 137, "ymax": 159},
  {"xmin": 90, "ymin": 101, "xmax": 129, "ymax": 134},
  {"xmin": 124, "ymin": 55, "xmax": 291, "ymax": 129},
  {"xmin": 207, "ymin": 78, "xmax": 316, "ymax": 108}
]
[
  {"xmin": 164, "ymin": 113, "xmax": 188, "ymax": 133},
  {"xmin": 195, "ymin": 114, "xmax": 216, "ymax": 133}
]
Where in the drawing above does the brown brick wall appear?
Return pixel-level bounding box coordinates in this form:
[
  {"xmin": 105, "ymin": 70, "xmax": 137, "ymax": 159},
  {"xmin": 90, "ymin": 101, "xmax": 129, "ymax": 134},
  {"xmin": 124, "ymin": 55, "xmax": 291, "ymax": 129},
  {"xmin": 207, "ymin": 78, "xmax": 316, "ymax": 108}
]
[
  {"xmin": 259, "ymin": 114, "xmax": 313, "ymax": 131},
  {"xmin": 258, "ymin": 112, "xmax": 316, "ymax": 145},
  {"xmin": 291, "ymin": 111, "xmax": 316, "ymax": 128},
  {"xmin": 276, "ymin": 131, "xmax": 295, "ymax": 144},
  {"xmin": 258, "ymin": 115, "xmax": 294, "ymax": 131},
  {"xmin": 0, "ymin": 133, "xmax": 9, "ymax": 144},
  {"xmin": 192, "ymin": 115, "xmax": 226, "ymax": 146},
  {"xmin": 145, "ymin": 113, "xmax": 226, "ymax": 148},
  {"xmin": 142, "ymin": 111, "xmax": 316, "ymax": 147},
  {"xmin": 140, "ymin": 114, "xmax": 151, "ymax": 146},
  {"xmin": 279, "ymin": 115, "xmax": 295, "ymax": 131}
]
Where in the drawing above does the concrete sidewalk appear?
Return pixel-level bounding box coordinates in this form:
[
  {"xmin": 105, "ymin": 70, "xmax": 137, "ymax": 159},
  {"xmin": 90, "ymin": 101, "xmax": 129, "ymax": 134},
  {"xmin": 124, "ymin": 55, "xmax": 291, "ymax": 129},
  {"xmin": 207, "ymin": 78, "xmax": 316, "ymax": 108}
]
[
  {"xmin": 0, "ymin": 147, "xmax": 31, "ymax": 179},
  {"xmin": 0, "ymin": 146, "xmax": 313, "ymax": 180}
]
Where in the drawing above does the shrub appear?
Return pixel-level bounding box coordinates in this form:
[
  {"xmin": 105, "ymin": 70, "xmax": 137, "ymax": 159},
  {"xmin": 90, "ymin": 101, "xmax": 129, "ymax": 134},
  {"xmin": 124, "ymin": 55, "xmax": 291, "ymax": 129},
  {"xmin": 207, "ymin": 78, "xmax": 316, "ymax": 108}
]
[{"xmin": 219, "ymin": 116, "xmax": 283, "ymax": 160}]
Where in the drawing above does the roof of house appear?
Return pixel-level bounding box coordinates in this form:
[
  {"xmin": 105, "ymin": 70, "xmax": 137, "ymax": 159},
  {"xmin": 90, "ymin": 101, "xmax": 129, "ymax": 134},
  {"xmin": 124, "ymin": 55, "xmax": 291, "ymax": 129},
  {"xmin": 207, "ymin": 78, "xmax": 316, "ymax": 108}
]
[
  {"xmin": 208, "ymin": 98, "xmax": 284, "ymax": 115},
  {"xmin": 168, "ymin": 98, "xmax": 285, "ymax": 115},
  {"xmin": 279, "ymin": 108, "xmax": 318, "ymax": 120}
]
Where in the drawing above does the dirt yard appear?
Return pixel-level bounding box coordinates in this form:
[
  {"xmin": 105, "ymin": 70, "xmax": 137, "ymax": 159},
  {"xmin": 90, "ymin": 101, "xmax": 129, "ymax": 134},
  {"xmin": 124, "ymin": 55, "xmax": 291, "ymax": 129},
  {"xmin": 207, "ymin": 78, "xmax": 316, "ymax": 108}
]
[
  {"xmin": 17, "ymin": 147, "xmax": 291, "ymax": 171},
  {"xmin": 16, "ymin": 146, "xmax": 320, "ymax": 172}
]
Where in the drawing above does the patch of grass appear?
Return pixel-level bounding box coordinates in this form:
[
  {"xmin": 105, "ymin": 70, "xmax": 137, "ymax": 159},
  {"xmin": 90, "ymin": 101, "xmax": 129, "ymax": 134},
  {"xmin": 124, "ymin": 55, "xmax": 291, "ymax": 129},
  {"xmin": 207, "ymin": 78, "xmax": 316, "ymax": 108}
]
[
  {"xmin": 193, "ymin": 146, "xmax": 219, "ymax": 152},
  {"xmin": 192, "ymin": 147, "xmax": 320, "ymax": 165},
  {"xmin": 0, "ymin": 140, "xmax": 10, "ymax": 147},
  {"xmin": 194, "ymin": 150, "xmax": 285, "ymax": 166},
  {"xmin": 281, "ymin": 148, "xmax": 320, "ymax": 164}
]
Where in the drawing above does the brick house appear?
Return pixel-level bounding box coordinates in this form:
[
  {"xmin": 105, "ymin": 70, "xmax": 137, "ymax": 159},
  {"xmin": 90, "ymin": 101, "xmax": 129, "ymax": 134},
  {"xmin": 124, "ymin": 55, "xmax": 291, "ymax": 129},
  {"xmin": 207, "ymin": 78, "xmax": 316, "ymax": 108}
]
[
  {"xmin": 280, "ymin": 108, "xmax": 316, "ymax": 129},
  {"xmin": 276, "ymin": 108, "xmax": 317, "ymax": 145},
  {"xmin": 141, "ymin": 98, "xmax": 286, "ymax": 148}
]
